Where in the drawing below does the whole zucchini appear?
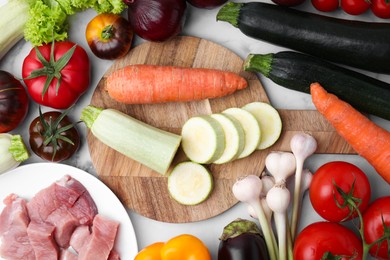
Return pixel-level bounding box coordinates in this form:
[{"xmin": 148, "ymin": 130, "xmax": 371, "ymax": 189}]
[
  {"xmin": 217, "ymin": 2, "xmax": 390, "ymax": 74},
  {"xmin": 244, "ymin": 51, "xmax": 390, "ymax": 120}
]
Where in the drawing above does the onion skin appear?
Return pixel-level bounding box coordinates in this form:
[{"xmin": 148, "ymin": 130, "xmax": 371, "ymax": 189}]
[
  {"xmin": 187, "ymin": 0, "xmax": 228, "ymax": 9},
  {"xmin": 124, "ymin": 0, "xmax": 187, "ymax": 42}
]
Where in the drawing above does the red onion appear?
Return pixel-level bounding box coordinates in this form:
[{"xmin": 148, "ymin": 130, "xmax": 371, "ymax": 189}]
[
  {"xmin": 123, "ymin": 0, "xmax": 187, "ymax": 42},
  {"xmin": 187, "ymin": 0, "xmax": 228, "ymax": 9}
]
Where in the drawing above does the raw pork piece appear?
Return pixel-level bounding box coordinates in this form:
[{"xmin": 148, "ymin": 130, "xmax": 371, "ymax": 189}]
[
  {"xmin": 27, "ymin": 175, "xmax": 98, "ymax": 247},
  {"xmin": 59, "ymin": 249, "xmax": 78, "ymax": 260},
  {"xmin": 69, "ymin": 225, "xmax": 91, "ymax": 253},
  {"xmin": 108, "ymin": 250, "xmax": 121, "ymax": 260},
  {"xmin": 27, "ymin": 222, "xmax": 58, "ymax": 260},
  {"xmin": 0, "ymin": 194, "xmax": 35, "ymax": 260},
  {"xmin": 78, "ymin": 214, "xmax": 120, "ymax": 260}
]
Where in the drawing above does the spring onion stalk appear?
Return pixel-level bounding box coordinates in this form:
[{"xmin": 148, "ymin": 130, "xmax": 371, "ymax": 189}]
[
  {"xmin": 0, "ymin": 134, "xmax": 29, "ymax": 174},
  {"xmin": 266, "ymin": 185, "xmax": 290, "ymax": 260},
  {"xmin": 232, "ymin": 175, "xmax": 278, "ymax": 260},
  {"xmin": 265, "ymin": 152, "xmax": 296, "ymax": 260},
  {"xmin": 247, "ymin": 175, "xmax": 275, "ymax": 222},
  {"xmin": 290, "ymin": 133, "xmax": 317, "ymax": 240},
  {"xmin": 0, "ymin": 0, "xmax": 29, "ymax": 59}
]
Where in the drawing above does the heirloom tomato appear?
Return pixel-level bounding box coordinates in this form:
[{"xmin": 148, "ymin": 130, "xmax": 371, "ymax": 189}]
[
  {"xmin": 22, "ymin": 41, "xmax": 90, "ymax": 109},
  {"xmin": 29, "ymin": 107, "xmax": 80, "ymax": 162},
  {"xmin": 362, "ymin": 196, "xmax": 390, "ymax": 260},
  {"xmin": 310, "ymin": 161, "xmax": 371, "ymax": 222},
  {"xmin": 0, "ymin": 71, "xmax": 29, "ymax": 133},
  {"xmin": 85, "ymin": 13, "xmax": 133, "ymax": 60},
  {"xmin": 294, "ymin": 222, "xmax": 363, "ymax": 260}
]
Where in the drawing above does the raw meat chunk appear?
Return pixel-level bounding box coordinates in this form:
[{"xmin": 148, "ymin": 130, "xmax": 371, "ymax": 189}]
[
  {"xmin": 0, "ymin": 194, "xmax": 35, "ymax": 260},
  {"xmin": 78, "ymin": 214, "xmax": 119, "ymax": 260},
  {"xmin": 27, "ymin": 222, "xmax": 58, "ymax": 259},
  {"xmin": 59, "ymin": 249, "xmax": 78, "ymax": 260},
  {"xmin": 27, "ymin": 175, "xmax": 98, "ymax": 247},
  {"xmin": 69, "ymin": 225, "xmax": 91, "ymax": 253}
]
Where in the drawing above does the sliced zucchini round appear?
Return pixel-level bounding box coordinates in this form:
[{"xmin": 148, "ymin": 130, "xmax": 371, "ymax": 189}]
[
  {"xmin": 242, "ymin": 102, "xmax": 282, "ymax": 150},
  {"xmin": 181, "ymin": 116, "xmax": 225, "ymax": 164},
  {"xmin": 222, "ymin": 107, "xmax": 261, "ymax": 159},
  {"xmin": 210, "ymin": 113, "xmax": 245, "ymax": 164},
  {"xmin": 168, "ymin": 162, "xmax": 213, "ymax": 205}
]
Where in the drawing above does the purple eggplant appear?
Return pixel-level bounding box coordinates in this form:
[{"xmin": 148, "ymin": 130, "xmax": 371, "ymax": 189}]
[{"xmin": 218, "ymin": 218, "xmax": 269, "ymax": 260}]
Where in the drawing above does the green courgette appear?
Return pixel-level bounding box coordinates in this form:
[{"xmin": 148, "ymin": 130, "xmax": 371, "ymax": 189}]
[
  {"xmin": 217, "ymin": 2, "xmax": 390, "ymax": 74},
  {"xmin": 243, "ymin": 51, "xmax": 390, "ymax": 120},
  {"xmin": 81, "ymin": 105, "xmax": 182, "ymax": 175}
]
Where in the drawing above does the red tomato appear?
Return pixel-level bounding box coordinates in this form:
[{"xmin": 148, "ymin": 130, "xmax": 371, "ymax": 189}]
[
  {"xmin": 22, "ymin": 41, "xmax": 90, "ymax": 109},
  {"xmin": 294, "ymin": 222, "xmax": 363, "ymax": 260},
  {"xmin": 371, "ymin": 0, "xmax": 390, "ymax": 18},
  {"xmin": 362, "ymin": 196, "xmax": 390, "ymax": 260},
  {"xmin": 310, "ymin": 161, "xmax": 371, "ymax": 222},
  {"xmin": 341, "ymin": 0, "xmax": 371, "ymax": 15},
  {"xmin": 311, "ymin": 0, "xmax": 339, "ymax": 12}
]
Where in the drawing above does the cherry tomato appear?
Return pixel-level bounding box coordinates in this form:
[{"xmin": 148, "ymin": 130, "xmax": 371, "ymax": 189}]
[
  {"xmin": 341, "ymin": 0, "xmax": 371, "ymax": 15},
  {"xmin": 311, "ymin": 0, "xmax": 339, "ymax": 11},
  {"xmin": 85, "ymin": 13, "xmax": 133, "ymax": 60},
  {"xmin": 22, "ymin": 41, "xmax": 90, "ymax": 109},
  {"xmin": 371, "ymin": 0, "xmax": 390, "ymax": 18},
  {"xmin": 310, "ymin": 161, "xmax": 371, "ymax": 222},
  {"xmin": 362, "ymin": 196, "xmax": 390, "ymax": 260},
  {"xmin": 0, "ymin": 71, "xmax": 29, "ymax": 133},
  {"xmin": 294, "ymin": 222, "xmax": 363, "ymax": 259},
  {"xmin": 29, "ymin": 108, "xmax": 80, "ymax": 162}
]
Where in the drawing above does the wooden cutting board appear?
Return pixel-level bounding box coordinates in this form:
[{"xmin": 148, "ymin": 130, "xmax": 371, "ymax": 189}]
[{"xmin": 87, "ymin": 36, "xmax": 355, "ymax": 223}]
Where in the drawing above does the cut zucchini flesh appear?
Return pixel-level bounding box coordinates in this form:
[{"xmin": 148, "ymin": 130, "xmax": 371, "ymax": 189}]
[
  {"xmin": 222, "ymin": 107, "xmax": 261, "ymax": 159},
  {"xmin": 242, "ymin": 102, "xmax": 282, "ymax": 150},
  {"xmin": 168, "ymin": 162, "xmax": 213, "ymax": 205},
  {"xmin": 181, "ymin": 116, "xmax": 225, "ymax": 164},
  {"xmin": 210, "ymin": 114, "xmax": 245, "ymax": 164}
]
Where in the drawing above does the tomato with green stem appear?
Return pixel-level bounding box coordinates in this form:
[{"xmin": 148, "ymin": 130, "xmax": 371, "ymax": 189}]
[
  {"xmin": 22, "ymin": 41, "xmax": 90, "ymax": 109},
  {"xmin": 362, "ymin": 196, "xmax": 390, "ymax": 260},
  {"xmin": 29, "ymin": 107, "xmax": 80, "ymax": 162},
  {"xmin": 309, "ymin": 161, "xmax": 371, "ymax": 222},
  {"xmin": 85, "ymin": 13, "xmax": 133, "ymax": 60}
]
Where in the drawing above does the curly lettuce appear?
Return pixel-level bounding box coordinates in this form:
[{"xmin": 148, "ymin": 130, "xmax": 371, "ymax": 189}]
[{"xmin": 24, "ymin": 0, "xmax": 126, "ymax": 46}]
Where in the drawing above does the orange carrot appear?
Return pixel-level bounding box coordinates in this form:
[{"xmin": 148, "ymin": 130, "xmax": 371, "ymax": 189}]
[
  {"xmin": 106, "ymin": 64, "xmax": 248, "ymax": 104},
  {"xmin": 310, "ymin": 82, "xmax": 390, "ymax": 183}
]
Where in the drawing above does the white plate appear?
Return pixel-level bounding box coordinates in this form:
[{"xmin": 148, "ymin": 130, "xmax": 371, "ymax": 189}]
[{"xmin": 0, "ymin": 163, "xmax": 138, "ymax": 260}]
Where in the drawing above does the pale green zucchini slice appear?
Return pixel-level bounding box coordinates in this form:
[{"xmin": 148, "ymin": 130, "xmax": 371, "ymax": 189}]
[
  {"xmin": 168, "ymin": 162, "xmax": 213, "ymax": 205},
  {"xmin": 210, "ymin": 113, "xmax": 245, "ymax": 164},
  {"xmin": 223, "ymin": 107, "xmax": 261, "ymax": 159},
  {"xmin": 242, "ymin": 102, "xmax": 282, "ymax": 150},
  {"xmin": 181, "ymin": 116, "xmax": 225, "ymax": 164}
]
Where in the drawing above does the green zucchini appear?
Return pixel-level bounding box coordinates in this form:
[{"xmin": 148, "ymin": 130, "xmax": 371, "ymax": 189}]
[
  {"xmin": 243, "ymin": 51, "xmax": 390, "ymax": 120},
  {"xmin": 217, "ymin": 2, "xmax": 390, "ymax": 74},
  {"xmin": 80, "ymin": 105, "xmax": 182, "ymax": 175}
]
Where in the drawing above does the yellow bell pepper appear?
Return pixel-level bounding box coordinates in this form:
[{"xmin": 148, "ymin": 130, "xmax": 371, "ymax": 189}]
[
  {"xmin": 134, "ymin": 242, "xmax": 164, "ymax": 260},
  {"xmin": 134, "ymin": 234, "xmax": 211, "ymax": 260}
]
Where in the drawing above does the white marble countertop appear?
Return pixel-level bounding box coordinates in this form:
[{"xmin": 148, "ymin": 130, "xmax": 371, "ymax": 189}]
[{"xmin": 1, "ymin": 1, "xmax": 390, "ymax": 259}]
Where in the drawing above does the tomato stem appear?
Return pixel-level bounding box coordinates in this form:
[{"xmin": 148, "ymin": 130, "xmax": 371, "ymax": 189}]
[{"xmin": 102, "ymin": 25, "xmax": 114, "ymax": 40}]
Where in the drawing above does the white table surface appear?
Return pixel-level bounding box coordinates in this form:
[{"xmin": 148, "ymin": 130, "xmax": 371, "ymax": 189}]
[{"xmin": 1, "ymin": 1, "xmax": 389, "ymax": 259}]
